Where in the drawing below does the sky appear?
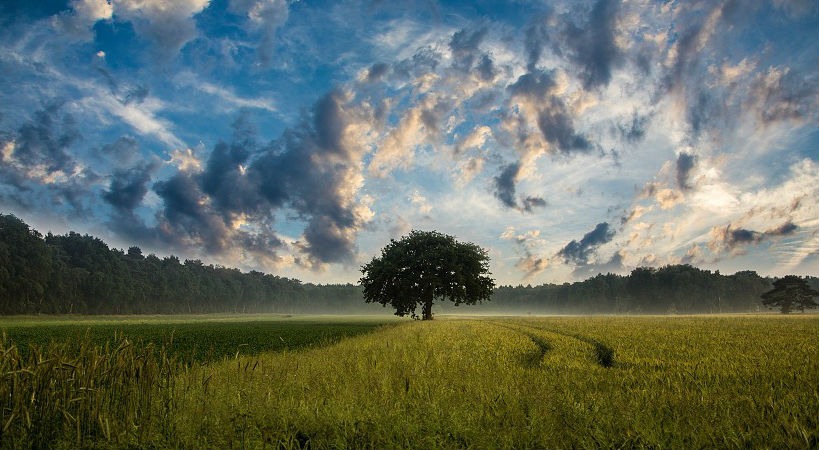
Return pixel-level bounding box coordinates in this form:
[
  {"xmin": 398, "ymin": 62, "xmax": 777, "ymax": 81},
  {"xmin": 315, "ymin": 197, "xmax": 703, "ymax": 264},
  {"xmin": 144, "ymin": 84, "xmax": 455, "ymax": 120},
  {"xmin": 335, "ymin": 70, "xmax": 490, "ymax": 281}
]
[{"xmin": 0, "ymin": 0, "xmax": 817, "ymax": 285}]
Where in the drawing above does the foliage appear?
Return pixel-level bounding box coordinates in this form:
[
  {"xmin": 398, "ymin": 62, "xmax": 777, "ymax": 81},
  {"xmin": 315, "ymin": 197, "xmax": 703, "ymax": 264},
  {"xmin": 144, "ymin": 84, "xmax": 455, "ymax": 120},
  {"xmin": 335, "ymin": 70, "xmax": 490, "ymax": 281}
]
[
  {"xmin": 761, "ymin": 275, "xmax": 819, "ymax": 314},
  {"xmin": 483, "ymin": 266, "xmax": 800, "ymax": 314},
  {"xmin": 360, "ymin": 230, "xmax": 495, "ymax": 319},
  {"xmin": 3, "ymin": 316, "xmax": 816, "ymax": 448},
  {"xmin": 0, "ymin": 213, "xmax": 375, "ymax": 315}
]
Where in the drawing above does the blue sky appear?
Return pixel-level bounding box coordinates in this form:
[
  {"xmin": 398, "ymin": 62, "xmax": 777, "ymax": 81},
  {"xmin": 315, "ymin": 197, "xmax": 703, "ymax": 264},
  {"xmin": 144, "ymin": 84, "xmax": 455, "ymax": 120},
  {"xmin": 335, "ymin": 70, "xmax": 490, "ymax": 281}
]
[{"xmin": 1, "ymin": 0, "xmax": 817, "ymax": 284}]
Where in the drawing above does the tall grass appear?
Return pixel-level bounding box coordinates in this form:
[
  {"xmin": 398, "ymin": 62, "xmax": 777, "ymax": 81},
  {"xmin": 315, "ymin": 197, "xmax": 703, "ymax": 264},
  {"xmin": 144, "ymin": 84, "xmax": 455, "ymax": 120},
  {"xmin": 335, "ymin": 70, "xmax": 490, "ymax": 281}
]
[
  {"xmin": 1, "ymin": 316, "xmax": 817, "ymax": 448},
  {"xmin": 0, "ymin": 333, "xmax": 178, "ymax": 448}
]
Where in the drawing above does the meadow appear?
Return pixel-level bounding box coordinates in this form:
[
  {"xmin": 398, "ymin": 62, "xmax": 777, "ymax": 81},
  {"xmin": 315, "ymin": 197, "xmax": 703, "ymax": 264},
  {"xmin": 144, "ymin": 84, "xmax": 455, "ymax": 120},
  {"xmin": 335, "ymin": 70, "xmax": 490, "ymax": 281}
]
[{"xmin": 1, "ymin": 314, "xmax": 817, "ymax": 448}]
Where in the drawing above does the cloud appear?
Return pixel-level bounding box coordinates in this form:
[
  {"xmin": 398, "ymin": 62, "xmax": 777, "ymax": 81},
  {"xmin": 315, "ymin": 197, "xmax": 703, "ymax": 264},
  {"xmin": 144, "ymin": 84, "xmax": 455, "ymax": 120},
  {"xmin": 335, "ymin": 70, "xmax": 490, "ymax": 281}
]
[
  {"xmin": 0, "ymin": 102, "xmax": 80, "ymax": 187},
  {"xmin": 138, "ymin": 91, "xmax": 373, "ymax": 267},
  {"xmin": 449, "ymin": 26, "xmax": 488, "ymax": 72},
  {"xmin": 81, "ymin": 89, "xmax": 185, "ymax": 149},
  {"xmin": 709, "ymin": 220, "xmax": 801, "ymax": 255},
  {"xmin": 98, "ymin": 135, "xmax": 141, "ymax": 169},
  {"xmin": 364, "ymin": 62, "xmax": 390, "ymax": 83},
  {"xmin": 248, "ymin": 89, "xmax": 374, "ymax": 266},
  {"xmin": 229, "ymin": 0, "xmax": 289, "ymax": 66},
  {"xmin": 521, "ymin": 196, "xmax": 547, "ymax": 212},
  {"xmin": 521, "ymin": 0, "xmax": 622, "ymax": 90},
  {"xmin": 409, "ymin": 190, "xmax": 432, "ymax": 214},
  {"xmin": 621, "ymin": 205, "xmax": 649, "ymax": 225},
  {"xmin": 115, "ymin": 0, "xmax": 211, "ymax": 61},
  {"xmin": 523, "ymin": 15, "xmax": 549, "ymax": 71},
  {"xmin": 572, "ymin": 249, "xmax": 626, "ymax": 278},
  {"xmin": 655, "ymin": 188, "xmax": 683, "ymax": 210},
  {"xmin": 501, "ymin": 228, "xmax": 550, "ymax": 278},
  {"xmin": 617, "ymin": 111, "xmax": 651, "ymax": 143},
  {"xmin": 506, "ymin": 70, "xmax": 592, "ymax": 155},
  {"xmin": 558, "ymin": 222, "xmax": 615, "ymax": 265},
  {"xmin": 103, "ymin": 162, "xmax": 158, "ymax": 211},
  {"xmin": 52, "ymin": 0, "xmax": 113, "ymax": 41},
  {"xmin": 368, "ymin": 95, "xmax": 439, "ymax": 177},
  {"xmin": 676, "ymin": 152, "xmax": 697, "ymax": 190},
  {"xmin": 493, "ymin": 162, "xmax": 519, "ymax": 209},
  {"xmin": 535, "ymin": 98, "xmax": 592, "ymax": 153},
  {"xmin": 169, "ymin": 148, "xmax": 202, "ymax": 173},
  {"xmin": 765, "ymin": 221, "xmax": 798, "ymax": 236},
  {"xmin": 747, "ymin": 66, "xmax": 819, "ymax": 126},
  {"xmin": 558, "ymin": 0, "xmax": 623, "ymax": 90},
  {"xmin": 455, "ymin": 125, "xmax": 492, "ymax": 154}
]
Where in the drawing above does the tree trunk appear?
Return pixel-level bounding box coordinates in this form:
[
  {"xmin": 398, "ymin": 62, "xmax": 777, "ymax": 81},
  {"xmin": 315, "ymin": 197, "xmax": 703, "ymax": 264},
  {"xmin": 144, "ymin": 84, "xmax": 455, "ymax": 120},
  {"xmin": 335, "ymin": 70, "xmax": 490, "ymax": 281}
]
[{"xmin": 422, "ymin": 299, "xmax": 433, "ymax": 320}]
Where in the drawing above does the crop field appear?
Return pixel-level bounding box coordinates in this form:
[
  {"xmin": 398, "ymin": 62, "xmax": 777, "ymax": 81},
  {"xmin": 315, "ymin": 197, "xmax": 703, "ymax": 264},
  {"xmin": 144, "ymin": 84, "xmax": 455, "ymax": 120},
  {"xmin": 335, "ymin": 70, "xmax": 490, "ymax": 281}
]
[
  {"xmin": 1, "ymin": 314, "xmax": 817, "ymax": 449},
  {"xmin": 0, "ymin": 314, "xmax": 395, "ymax": 362}
]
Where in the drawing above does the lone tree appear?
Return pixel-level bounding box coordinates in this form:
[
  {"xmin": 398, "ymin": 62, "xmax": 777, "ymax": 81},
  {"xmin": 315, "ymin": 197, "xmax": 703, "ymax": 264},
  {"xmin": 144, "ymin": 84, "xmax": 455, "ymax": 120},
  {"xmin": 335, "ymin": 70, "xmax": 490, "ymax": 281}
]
[
  {"xmin": 360, "ymin": 230, "xmax": 495, "ymax": 320},
  {"xmin": 761, "ymin": 275, "xmax": 819, "ymax": 314}
]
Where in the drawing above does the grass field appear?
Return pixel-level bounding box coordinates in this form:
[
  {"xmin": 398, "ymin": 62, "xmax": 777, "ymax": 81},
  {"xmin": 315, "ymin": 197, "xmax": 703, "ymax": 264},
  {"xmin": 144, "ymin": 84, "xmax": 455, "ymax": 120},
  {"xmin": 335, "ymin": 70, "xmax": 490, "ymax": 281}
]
[
  {"xmin": 0, "ymin": 314, "xmax": 396, "ymax": 362},
  {"xmin": 1, "ymin": 314, "xmax": 817, "ymax": 448}
]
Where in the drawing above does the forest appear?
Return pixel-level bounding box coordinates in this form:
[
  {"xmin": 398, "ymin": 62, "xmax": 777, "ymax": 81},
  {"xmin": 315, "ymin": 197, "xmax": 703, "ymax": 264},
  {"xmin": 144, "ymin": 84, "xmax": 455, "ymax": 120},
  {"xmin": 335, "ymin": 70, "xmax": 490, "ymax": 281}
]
[{"xmin": 1, "ymin": 213, "xmax": 815, "ymax": 315}]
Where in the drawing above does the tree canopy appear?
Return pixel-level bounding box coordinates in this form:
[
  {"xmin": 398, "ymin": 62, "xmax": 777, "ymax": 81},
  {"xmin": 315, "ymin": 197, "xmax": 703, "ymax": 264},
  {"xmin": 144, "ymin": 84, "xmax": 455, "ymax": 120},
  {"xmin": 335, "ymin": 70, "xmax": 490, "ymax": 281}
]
[
  {"xmin": 359, "ymin": 230, "xmax": 495, "ymax": 320},
  {"xmin": 761, "ymin": 275, "xmax": 819, "ymax": 314}
]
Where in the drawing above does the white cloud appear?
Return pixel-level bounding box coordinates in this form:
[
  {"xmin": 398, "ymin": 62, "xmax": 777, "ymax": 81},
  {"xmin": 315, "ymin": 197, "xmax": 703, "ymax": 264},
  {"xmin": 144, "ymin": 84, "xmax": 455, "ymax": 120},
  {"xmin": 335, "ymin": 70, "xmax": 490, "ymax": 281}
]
[
  {"xmin": 175, "ymin": 72, "xmax": 277, "ymax": 112},
  {"xmin": 113, "ymin": 0, "xmax": 211, "ymax": 59}
]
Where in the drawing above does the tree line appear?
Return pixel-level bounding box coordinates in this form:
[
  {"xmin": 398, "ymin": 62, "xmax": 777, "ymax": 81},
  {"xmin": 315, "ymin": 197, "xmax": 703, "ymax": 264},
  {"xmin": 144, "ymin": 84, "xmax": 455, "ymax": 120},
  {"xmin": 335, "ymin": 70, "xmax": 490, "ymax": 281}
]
[
  {"xmin": 0, "ymin": 213, "xmax": 372, "ymax": 315},
  {"xmin": 1, "ymin": 213, "xmax": 815, "ymax": 315},
  {"xmin": 476, "ymin": 267, "xmax": 788, "ymax": 315}
]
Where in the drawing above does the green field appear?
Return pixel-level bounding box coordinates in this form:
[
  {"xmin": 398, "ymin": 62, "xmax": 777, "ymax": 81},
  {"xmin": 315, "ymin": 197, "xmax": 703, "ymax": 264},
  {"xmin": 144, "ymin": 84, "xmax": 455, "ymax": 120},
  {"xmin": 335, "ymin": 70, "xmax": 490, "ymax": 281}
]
[
  {"xmin": 1, "ymin": 315, "xmax": 817, "ymax": 449},
  {"xmin": 0, "ymin": 314, "xmax": 396, "ymax": 362}
]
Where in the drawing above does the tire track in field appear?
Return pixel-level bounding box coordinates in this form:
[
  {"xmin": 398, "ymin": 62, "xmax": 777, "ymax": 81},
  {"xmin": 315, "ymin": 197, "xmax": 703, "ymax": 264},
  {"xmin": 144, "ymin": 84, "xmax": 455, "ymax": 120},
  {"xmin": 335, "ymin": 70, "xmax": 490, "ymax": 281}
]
[
  {"xmin": 490, "ymin": 320, "xmax": 616, "ymax": 368},
  {"xmin": 489, "ymin": 322, "xmax": 553, "ymax": 367}
]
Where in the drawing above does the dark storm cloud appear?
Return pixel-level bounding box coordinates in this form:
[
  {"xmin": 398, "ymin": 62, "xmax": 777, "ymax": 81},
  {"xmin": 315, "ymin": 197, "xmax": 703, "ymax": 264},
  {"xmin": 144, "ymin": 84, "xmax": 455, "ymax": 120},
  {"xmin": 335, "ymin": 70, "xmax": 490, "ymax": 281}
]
[
  {"xmin": 676, "ymin": 152, "xmax": 697, "ymax": 191},
  {"xmin": 449, "ymin": 26, "xmax": 488, "ymax": 71},
  {"xmin": 153, "ymin": 172, "xmax": 238, "ymax": 254},
  {"xmin": 475, "ymin": 54, "xmax": 497, "ymax": 82},
  {"xmin": 728, "ymin": 228, "xmax": 759, "ymax": 245},
  {"xmin": 98, "ymin": 135, "xmax": 140, "ymax": 168},
  {"xmin": 560, "ymin": 0, "xmax": 622, "ymax": 90},
  {"xmin": 521, "ymin": 196, "xmax": 547, "ymax": 212},
  {"xmin": 558, "ymin": 222, "xmax": 615, "ymax": 265},
  {"xmin": 507, "ymin": 71, "xmax": 592, "ymax": 154},
  {"xmin": 365, "ymin": 62, "xmax": 389, "ymax": 82},
  {"xmin": 154, "ymin": 173, "xmax": 206, "ymax": 224},
  {"xmin": 0, "ymin": 102, "xmax": 103, "ymax": 216},
  {"xmin": 617, "ymin": 112, "xmax": 651, "ymax": 143},
  {"xmin": 765, "ymin": 221, "xmax": 798, "ymax": 236},
  {"xmin": 522, "ymin": 0, "xmax": 621, "ymax": 90},
  {"xmin": 493, "ymin": 162, "xmax": 519, "ymax": 209},
  {"xmin": 199, "ymin": 116, "xmax": 263, "ymax": 216},
  {"xmin": 536, "ymin": 100, "xmax": 592, "ymax": 153},
  {"xmin": 103, "ymin": 163, "xmax": 157, "ymax": 211},
  {"xmin": 4, "ymin": 102, "xmax": 79, "ymax": 178},
  {"xmin": 492, "ymin": 163, "xmax": 547, "ymax": 213},
  {"xmin": 524, "ymin": 14, "xmax": 552, "ymax": 71},
  {"xmin": 572, "ymin": 250, "xmax": 625, "ymax": 278},
  {"xmin": 243, "ymin": 90, "xmax": 369, "ymax": 264},
  {"xmin": 507, "ymin": 70, "xmax": 556, "ymax": 99},
  {"xmin": 393, "ymin": 46, "xmax": 441, "ymax": 79},
  {"xmin": 712, "ymin": 221, "xmax": 799, "ymax": 253}
]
